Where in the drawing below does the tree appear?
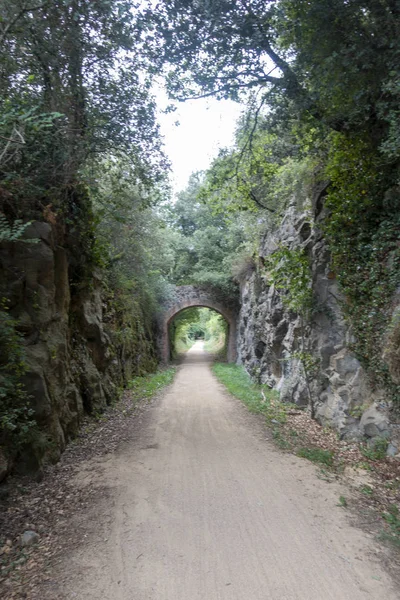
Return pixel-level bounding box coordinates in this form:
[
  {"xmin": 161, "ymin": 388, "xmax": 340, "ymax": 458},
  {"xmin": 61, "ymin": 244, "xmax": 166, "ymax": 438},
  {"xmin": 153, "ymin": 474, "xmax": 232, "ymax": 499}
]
[
  {"xmin": 165, "ymin": 173, "xmax": 250, "ymax": 297},
  {"xmin": 0, "ymin": 0, "xmax": 167, "ymax": 219},
  {"xmin": 141, "ymin": 0, "xmax": 400, "ymax": 144}
]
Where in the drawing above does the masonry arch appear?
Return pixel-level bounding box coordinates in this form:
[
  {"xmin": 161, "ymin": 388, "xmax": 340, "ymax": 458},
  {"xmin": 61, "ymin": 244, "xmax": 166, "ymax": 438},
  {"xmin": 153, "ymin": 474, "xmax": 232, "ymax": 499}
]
[{"xmin": 159, "ymin": 286, "xmax": 238, "ymax": 363}]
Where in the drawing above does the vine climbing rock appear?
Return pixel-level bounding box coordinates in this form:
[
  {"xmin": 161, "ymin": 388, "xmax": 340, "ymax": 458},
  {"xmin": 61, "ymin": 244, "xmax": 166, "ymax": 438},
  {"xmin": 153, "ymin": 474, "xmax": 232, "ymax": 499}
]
[{"xmin": 158, "ymin": 285, "xmax": 239, "ymax": 363}]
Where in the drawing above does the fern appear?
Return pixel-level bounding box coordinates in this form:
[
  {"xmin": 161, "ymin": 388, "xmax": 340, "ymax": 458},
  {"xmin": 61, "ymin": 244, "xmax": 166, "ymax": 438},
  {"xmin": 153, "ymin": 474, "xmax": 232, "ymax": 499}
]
[{"xmin": 0, "ymin": 214, "xmax": 35, "ymax": 243}]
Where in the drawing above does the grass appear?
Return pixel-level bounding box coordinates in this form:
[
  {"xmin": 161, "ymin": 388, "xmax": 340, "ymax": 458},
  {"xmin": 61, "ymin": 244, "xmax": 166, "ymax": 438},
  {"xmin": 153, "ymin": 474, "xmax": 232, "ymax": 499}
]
[
  {"xmin": 212, "ymin": 363, "xmax": 301, "ymax": 451},
  {"xmin": 204, "ymin": 334, "xmax": 227, "ymax": 360},
  {"xmin": 273, "ymin": 428, "xmax": 292, "ymax": 450},
  {"xmin": 360, "ymin": 438, "xmax": 388, "ymax": 461},
  {"xmin": 212, "ymin": 363, "xmax": 339, "ymax": 470},
  {"xmin": 296, "ymin": 447, "xmax": 334, "ymax": 467},
  {"xmin": 212, "ymin": 363, "xmax": 278, "ymax": 414},
  {"xmin": 213, "ymin": 365, "xmax": 400, "ymax": 550},
  {"xmin": 381, "ymin": 504, "xmax": 400, "ymax": 548},
  {"xmin": 174, "ymin": 337, "xmax": 195, "ymax": 355},
  {"xmin": 128, "ymin": 367, "xmax": 176, "ymax": 400}
]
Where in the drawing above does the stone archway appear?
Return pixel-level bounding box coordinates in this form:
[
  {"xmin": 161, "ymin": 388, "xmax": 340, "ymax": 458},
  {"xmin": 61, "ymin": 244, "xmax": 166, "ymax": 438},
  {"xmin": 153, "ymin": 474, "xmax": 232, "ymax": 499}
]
[{"xmin": 158, "ymin": 286, "xmax": 238, "ymax": 363}]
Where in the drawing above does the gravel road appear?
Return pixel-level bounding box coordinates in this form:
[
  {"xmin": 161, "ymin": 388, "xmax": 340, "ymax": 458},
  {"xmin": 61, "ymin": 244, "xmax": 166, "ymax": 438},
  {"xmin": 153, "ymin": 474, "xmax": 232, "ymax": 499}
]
[{"xmin": 49, "ymin": 342, "xmax": 397, "ymax": 599}]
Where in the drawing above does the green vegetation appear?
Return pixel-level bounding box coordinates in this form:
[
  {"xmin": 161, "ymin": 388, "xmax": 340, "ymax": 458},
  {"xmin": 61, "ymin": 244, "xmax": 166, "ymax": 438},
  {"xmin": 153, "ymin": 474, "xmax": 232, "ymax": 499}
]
[
  {"xmin": 381, "ymin": 505, "xmax": 400, "ymax": 549},
  {"xmin": 360, "ymin": 439, "xmax": 389, "ymax": 462},
  {"xmin": 265, "ymin": 245, "xmax": 318, "ymax": 416},
  {"xmin": 0, "ymin": 1, "xmax": 171, "ymax": 459},
  {"xmin": 272, "ymin": 429, "xmax": 292, "ymax": 450},
  {"xmin": 141, "ymin": 0, "xmax": 400, "ymax": 409},
  {"xmin": 212, "ymin": 362, "xmax": 307, "ymax": 436},
  {"xmin": 169, "ymin": 307, "xmax": 228, "ymax": 359},
  {"xmin": 128, "ymin": 368, "xmax": 176, "ymax": 401},
  {"xmin": 338, "ymin": 496, "xmax": 348, "ymax": 508},
  {"xmin": 212, "ymin": 364, "xmax": 340, "ymax": 465},
  {"xmin": 0, "ymin": 306, "xmax": 38, "ymax": 453},
  {"xmin": 1, "ymin": 0, "xmax": 400, "ymax": 462},
  {"xmin": 165, "ymin": 173, "xmax": 254, "ymax": 300},
  {"xmin": 169, "ymin": 308, "xmax": 201, "ymax": 357},
  {"xmin": 324, "ymin": 135, "xmax": 400, "ymax": 403},
  {"xmin": 265, "ymin": 247, "xmax": 313, "ymax": 316},
  {"xmin": 212, "ymin": 363, "xmax": 278, "ymax": 414},
  {"xmin": 203, "ymin": 311, "xmax": 228, "ymax": 357},
  {"xmin": 296, "ymin": 447, "xmax": 334, "ymax": 467}
]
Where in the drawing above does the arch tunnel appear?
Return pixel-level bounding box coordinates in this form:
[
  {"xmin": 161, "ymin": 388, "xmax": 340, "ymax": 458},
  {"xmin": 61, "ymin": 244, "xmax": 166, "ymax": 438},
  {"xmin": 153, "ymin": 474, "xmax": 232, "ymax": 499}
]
[{"xmin": 158, "ymin": 287, "xmax": 238, "ymax": 364}]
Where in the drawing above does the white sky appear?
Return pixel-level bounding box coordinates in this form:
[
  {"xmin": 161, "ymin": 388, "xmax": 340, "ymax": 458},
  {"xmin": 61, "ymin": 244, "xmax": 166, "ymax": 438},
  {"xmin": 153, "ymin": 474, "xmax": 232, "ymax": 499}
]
[{"xmin": 157, "ymin": 93, "xmax": 243, "ymax": 194}]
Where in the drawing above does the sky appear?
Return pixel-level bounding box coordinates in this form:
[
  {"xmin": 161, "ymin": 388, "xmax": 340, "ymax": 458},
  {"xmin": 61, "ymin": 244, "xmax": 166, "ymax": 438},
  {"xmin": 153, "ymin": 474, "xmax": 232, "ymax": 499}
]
[{"xmin": 157, "ymin": 93, "xmax": 243, "ymax": 194}]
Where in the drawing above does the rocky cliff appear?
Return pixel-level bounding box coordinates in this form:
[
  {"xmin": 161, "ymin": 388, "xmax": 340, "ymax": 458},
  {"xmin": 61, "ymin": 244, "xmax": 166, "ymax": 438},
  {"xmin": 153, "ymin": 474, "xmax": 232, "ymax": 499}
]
[
  {"xmin": 237, "ymin": 191, "xmax": 399, "ymax": 449},
  {"xmin": 0, "ymin": 220, "xmax": 157, "ymax": 477}
]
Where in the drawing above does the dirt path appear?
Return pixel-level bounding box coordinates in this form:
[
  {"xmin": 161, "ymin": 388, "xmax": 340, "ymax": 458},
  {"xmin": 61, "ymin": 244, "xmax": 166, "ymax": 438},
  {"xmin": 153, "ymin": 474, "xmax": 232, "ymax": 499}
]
[{"xmin": 42, "ymin": 342, "xmax": 397, "ymax": 599}]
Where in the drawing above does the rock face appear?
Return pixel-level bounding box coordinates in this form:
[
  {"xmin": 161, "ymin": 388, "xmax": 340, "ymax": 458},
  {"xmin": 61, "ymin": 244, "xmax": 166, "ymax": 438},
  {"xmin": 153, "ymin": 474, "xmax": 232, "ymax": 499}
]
[
  {"xmin": 237, "ymin": 195, "xmax": 394, "ymax": 442},
  {"xmin": 0, "ymin": 221, "xmax": 157, "ymax": 472},
  {"xmin": 0, "ymin": 449, "xmax": 8, "ymax": 483},
  {"xmin": 383, "ymin": 290, "xmax": 400, "ymax": 385}
]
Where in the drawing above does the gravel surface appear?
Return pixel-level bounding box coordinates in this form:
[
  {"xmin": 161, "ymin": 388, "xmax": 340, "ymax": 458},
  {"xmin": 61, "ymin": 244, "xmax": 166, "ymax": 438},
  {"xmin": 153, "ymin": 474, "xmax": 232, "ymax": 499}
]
[{"xmin": 1, "ymin": 342, "xmax": 399, "ymax": 599}]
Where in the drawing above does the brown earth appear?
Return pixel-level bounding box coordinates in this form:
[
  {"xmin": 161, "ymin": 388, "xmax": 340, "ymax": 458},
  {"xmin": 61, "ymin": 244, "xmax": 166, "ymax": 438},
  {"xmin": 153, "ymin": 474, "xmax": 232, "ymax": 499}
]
[{"xmin": 21, "ymin": 341, "xmax": 397, "ymax": 600}]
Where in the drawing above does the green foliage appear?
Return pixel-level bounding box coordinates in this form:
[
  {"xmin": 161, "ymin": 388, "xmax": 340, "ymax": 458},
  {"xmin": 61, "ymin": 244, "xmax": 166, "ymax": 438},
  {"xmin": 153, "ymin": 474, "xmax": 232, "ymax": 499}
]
[
  {"xmin": 169, "ymin": 308, "xmax": 228, "ymax": 358},
  {"xmin": 128, "ymin": 368, "xmax": 176, "ymax": 400},
  {"xmin": 0, "ymin": 213, "xmax": 42, "ymax": 245},
  {"xmin": 169, "ymin": 308, "xmax": 202, "ymax": 356},
  {"xmin": 213, "ymin": 362, "xmax": 307, "ymax": 453},
  {"xmin": 381, "ymin": 505, "xmax": 400, "ymax": 548},
  {"xmin": 324, "ymin": 133, "xmax": 400, "ymax": 402},
  {"xmin": 265, "ymin": 245, "xmax": 318, "ymax": 416},
  {"xmin": 360, "ymin": 438, "xmax": 389, "ymax": 462},
  {"xmin": 143, "ymin": 0, "xmax": 400, "ymax": 146},
  {"xmin": 0, "ymin": 0, "xmax": 171, "ymax": 468},
  {"xmin": 199, "ymin": 130, "xmax": 279, "ymax": 214},
  {"xmin": 264, "ymin": 157, "xmax": 316, "ymax": 215},
  {"xmin": 143, "ymin": 0, "xmax": 400, "ymax": 412},
  {"xmin": 0, "ymin": 1, "xmax": 166, "ymax": 210},
  {"xmin": 0, "ymin": 207, "xmax": 41, "ymax": 456},
  {"xmin": 203, "ymin": 310, "xmax": 228, "ymax": 356},
  {"xmin": 296, "ymin": 447, "xmax": 334, "ymax": 467},
  {"xmin": 272, "ymin": 428, "xmax": 292, "ymax": 450},
  {"xmin": 265, "ymin": 246, "xmax": 313, "ymax": 315},
  {"xmin": 338, "ymin": 496, "xmax": 348, "ymax": 508},
  {"xmin": 212, "ymin": 363, "xmax": 278, "ymax": 413},
  {"xmin": 1, "ymin": 0, "xmax": 399, "ymax": 466},
  {"xmin": 0, "ymin": 306, "xmax": 38, "ymax": 454},
  {"xmin": 166, "ymin": 173, "xmax": 250, "ymax": 298},
  {"xmin": 92, "ymin": 156, "xmax": 174, "ymax": 308}
]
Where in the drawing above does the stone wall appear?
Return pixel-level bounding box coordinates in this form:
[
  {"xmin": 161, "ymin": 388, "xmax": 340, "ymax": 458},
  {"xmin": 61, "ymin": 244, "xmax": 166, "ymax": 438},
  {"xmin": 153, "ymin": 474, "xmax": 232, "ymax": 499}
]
[
  {"xmin": 237, "ymin": 194, "xmax": 398, "ymax": 447},
  {"xmin": 0, "ymin": 220, "xmax": 157, "ymax": 476}
]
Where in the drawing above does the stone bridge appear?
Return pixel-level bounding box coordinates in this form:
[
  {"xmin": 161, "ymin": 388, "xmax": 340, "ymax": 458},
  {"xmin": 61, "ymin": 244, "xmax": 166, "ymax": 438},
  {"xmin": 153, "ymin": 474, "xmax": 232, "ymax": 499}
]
[{"xmin": 158, "ymin": 285, "xmax": 239, "ymax": 363}]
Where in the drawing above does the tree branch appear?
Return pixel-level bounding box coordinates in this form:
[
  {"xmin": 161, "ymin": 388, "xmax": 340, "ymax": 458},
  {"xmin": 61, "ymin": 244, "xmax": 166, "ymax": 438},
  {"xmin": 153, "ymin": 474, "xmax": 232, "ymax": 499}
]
[{"xmin": 0, "ymin": 2, "xmax": 48, "ymax": 47}]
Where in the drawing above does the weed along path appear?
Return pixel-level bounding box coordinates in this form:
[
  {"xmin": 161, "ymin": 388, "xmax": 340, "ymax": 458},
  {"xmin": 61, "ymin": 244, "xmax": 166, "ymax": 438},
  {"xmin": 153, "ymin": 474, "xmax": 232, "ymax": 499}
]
[{"xmin": 40, "ymin": 342, "xmax": 396, "ymax": 600}]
